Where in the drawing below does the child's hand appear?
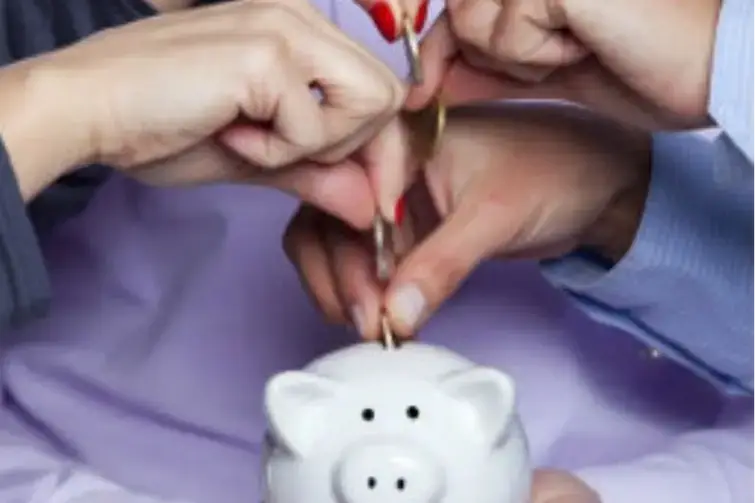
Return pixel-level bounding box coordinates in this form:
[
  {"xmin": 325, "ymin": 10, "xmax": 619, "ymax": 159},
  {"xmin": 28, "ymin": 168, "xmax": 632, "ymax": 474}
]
[{"xmin": 282, "ymin": 104, "xmax": 650, "ymax": 338}]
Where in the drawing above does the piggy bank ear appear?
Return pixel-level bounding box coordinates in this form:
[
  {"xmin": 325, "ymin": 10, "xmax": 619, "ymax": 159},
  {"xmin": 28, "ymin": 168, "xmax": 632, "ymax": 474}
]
[
  {"xmin": 440, "ymin": 367, "xmax": 516, "ymax": 448},
  {"xmin": 264, "ymin": 371, "xmax": 341, "ymax": 458}
]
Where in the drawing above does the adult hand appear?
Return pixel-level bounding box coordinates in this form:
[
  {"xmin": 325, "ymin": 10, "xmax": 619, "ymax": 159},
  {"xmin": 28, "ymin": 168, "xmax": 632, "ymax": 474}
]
[
  {"xmin": 7, "ymin": 0, "xmax": 404, "ymax": 228},
  {"xmin": 406, "ymin": 0, "xmax": 721, "ymax": 129},
  {"xmin": 531, "ymin": 470, "xmax": 601, "ymax": 503},
  {"xmin": 351, "ymin": 0, "xmax": 431, "ymax": 42},
  {"xmin": 282, "ymin": 104, "xmax": 650, "ymax": 337}
]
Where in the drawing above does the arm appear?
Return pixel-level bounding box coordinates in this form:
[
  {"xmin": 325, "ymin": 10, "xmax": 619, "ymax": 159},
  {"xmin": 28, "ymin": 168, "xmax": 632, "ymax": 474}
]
[
  {"xmin": 541, "ymin": 131, "xmax": 753, "ymax": 394},
  {"xmin": 0, "ymin": 0, "xmax": 156, "ymax": 327},
  {"xmin": 575, "ymin": 399, "xmax": 753, "ymax": 503}
]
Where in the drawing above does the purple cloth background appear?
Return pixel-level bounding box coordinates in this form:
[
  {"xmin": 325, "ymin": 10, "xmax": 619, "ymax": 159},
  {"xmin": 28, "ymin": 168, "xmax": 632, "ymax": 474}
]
[{"xmin": 0, "ymin": 2, "xmax": 751, "ymax": 502}]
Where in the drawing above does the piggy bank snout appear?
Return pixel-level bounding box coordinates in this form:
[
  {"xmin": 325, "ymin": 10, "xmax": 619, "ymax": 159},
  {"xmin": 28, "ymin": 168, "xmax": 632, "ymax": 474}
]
[{"xmin": 335, "ymin": 441, "xmax": 445, "ymax": 503}]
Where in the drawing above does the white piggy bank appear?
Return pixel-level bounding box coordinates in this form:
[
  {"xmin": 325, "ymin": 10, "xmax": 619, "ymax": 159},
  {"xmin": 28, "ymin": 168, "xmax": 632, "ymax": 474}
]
[{"xmin": 261, "ymin": 342, "xmax": 531, "ymax": 503}]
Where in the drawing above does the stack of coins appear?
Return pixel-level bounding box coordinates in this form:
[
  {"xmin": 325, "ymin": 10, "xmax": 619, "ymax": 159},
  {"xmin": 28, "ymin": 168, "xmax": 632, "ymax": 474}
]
[{"xmin": 374, "ymin": 16, "xmax": 446, "ymax": 350}]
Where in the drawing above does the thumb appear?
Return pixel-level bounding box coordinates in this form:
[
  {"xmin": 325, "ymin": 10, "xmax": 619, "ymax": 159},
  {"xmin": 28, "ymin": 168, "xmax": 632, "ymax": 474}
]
[
  {"xmin": 362, "ymin": 116, "xmax": 418, "ymax": 225},
  {"xmin": 384, "ymin": 199, "xmax": 501, "ymax": 336},
  {"xmin": 405, "ymin": 13, "xmax": 458, "ymax": 110}
]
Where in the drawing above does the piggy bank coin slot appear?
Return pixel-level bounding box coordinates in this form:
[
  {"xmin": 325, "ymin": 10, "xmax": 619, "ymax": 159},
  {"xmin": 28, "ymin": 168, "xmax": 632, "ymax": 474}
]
[
  {"xmin": 361, "ymin": 408, "xmax": 375, "ymax": 422},
  {"xmin": 406, "ymin": 406, "xmax": 420, "ymax": 420}
]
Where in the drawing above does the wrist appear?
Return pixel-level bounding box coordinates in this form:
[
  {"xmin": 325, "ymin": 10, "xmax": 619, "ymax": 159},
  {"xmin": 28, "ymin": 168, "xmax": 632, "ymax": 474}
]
[
  {"xmin": 0, "ymin": 55, "xmax": 96, "ymax": 200},
  {"xmin": 582, "ymin": 150, "xmax": 651, "ymax": 264}
]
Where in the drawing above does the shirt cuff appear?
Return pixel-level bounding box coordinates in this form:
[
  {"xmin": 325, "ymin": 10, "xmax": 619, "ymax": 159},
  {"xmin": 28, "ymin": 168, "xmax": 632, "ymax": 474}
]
[
  {"xmin": 709, "ymin": 0, "xmax": 753, "ymax": 162},
  {"xmin": 540, "ymin": 132, "xmax": 750, "ymax": 394},
  {"xmin": 0, "ymin": 138, "xmax": 50, "ymax": 327}
]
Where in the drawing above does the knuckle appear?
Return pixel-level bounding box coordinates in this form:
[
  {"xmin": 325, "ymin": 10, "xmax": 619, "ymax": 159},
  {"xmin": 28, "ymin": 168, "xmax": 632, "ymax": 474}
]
[
  {"xmin": 351, "ymin": 68, "xmax": 403, "ymax": 116},
  {"xmin": 247, "ymin": 34, "xmax": 290, "ymax": 71},
  {"xmin": 490, "ymin": 33, "xmax": 519, "ymax": 63},
  {"xmin": 355, "ymin": 83, "xmax": 394, "ymax": 117}
]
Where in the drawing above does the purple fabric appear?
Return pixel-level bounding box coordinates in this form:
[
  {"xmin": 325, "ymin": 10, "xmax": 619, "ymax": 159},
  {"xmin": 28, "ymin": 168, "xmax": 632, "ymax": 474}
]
[{"xmin": 0, "ymin": 2, "xmax": 751, "ymax": 502}]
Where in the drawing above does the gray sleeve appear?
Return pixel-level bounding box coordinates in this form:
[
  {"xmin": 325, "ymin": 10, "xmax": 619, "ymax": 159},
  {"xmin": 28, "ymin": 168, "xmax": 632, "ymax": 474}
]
[
  {"xmin": 0, "ymin": 0, "xmax": 155, "ymax": 328},
  {"xmin": 0, "ymin": 139, "xmax": 50, "ymax": 328},
  {"xmin": 2, "ymin": 0, "xmax": 155, "ymax": 60}
]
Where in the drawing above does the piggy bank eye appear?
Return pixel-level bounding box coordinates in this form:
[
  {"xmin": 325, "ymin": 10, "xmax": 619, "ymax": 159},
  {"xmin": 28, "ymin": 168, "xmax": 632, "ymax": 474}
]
[
  {"xmin": 361, "ymin": 408, "xmax": 375, "ymax": 422},
  {"xmin": 406, "ymin": 406, "xmax": 420, "ymax": 420}
]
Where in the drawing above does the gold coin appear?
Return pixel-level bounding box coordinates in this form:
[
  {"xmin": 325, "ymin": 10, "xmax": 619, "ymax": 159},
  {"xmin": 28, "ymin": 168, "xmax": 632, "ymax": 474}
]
[
  {"xmin": 431, "ymin": 99, "xmax": 446, "ymax": 158},
  {"xmin": 405, "ymin": 98, "xmax": 446, "ymax": 161}
]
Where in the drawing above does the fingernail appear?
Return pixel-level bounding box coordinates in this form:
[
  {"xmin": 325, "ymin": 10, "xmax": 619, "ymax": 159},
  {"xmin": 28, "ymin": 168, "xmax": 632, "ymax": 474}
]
[
  {"xmin": 350, "ymin": 305, "xmax": 367, "ymax": 336},
  {"xmin": 388, "ymin": 283, "xmax": 426, "ymax": 329},
  {"xmin": 393, "ymin": 196, "xmax": 406, "ymax": 226},
  {"xmin": 369, "ymin": 2, "xmax": 398, "ymax": 42},
  {"xmin": 414, "ymin": 0, "xmax": 429, "ymax": 33}
]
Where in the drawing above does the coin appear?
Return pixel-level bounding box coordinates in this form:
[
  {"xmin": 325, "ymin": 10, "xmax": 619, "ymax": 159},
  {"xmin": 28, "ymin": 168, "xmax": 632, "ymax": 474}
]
[
  {"xmin": 405, "ymin": 98, "xmax": 446, "ymax": 161},
  {"xmin": 380, "ymin": 313, "xmax": 398, "ymax": 349},
  {"xmin": 373, "ymin": 214, "xmax": 393, "ymax": 282},
  {"xmin": 402, "ymin": 16, "xmax": 423, "ymax": 85},
  {"xmin": 430, "ymin": 99, "xmax": 446, "ymax": 157}
]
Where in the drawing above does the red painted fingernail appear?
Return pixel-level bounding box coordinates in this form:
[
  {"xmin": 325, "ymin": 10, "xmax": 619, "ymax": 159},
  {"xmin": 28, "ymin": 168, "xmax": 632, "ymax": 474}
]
[
  {"xmin": 394, "ymin": 196, "xmax": 406, "ymax": 226},
  {"xmin": 414, "ymin": 0, "xmax": 429, "ymax": 33},
  {"xmin": 369, "ymin": 2, "xmax": 398, "ymax": 42}
]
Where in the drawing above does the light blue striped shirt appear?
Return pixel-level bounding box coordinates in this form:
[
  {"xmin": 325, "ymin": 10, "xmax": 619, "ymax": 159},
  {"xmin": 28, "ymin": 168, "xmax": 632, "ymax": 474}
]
[{"xmin": 541, "ymin": 0, "xmax": 754, "ymax": 395}]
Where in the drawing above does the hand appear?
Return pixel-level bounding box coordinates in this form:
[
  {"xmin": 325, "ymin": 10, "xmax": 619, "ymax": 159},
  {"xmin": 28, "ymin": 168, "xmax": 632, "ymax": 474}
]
[
  {"xmin": 407, "ymin": 0, "xmax": 721, "ymax": 129},
  {"xmin": 351, "ymin": 0, "xmax": 431, "ymax": 42},
  {"xmin": 530, "ymin": 470, "xmax": 601, "ymax": 503},
  {"xmin": 282, "ymin": 104, "xmax": 650, "ymax": 337},
  {"xmin": 7, "ymin": 0, "xmax": 403, "ymax": 227}
]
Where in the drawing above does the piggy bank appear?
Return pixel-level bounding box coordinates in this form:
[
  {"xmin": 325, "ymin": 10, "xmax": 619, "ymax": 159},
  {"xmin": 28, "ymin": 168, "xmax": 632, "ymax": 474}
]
[{"xmin": 261, "ymin": 342, "xmax": 531, "ymax": 503}]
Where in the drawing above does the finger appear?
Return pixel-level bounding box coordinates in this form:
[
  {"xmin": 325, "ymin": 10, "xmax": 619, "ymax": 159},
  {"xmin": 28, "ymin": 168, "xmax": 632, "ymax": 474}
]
[
  {"xmin": 355, "ymin": 0, "xmax": 430, "ymax": 41},
  {"xmin": 530, "ymin": 470, "xmax": 601, "ymax": 503},
  {"xmin": 311, "ymin": 111, "xmax": 394, "ymax": 166},
  {"xmin": 282, "ymin": 206, "xmax": 348, "ymax": 324},
  {"xmin": 447, "ymin": 0, "xmax": 500, "ymax": 58},
  {"xmin": 488, "ymin": 1, "xmax": 586, "ymax": 69},
  {"xmin": 222, "ymin": 4, "xmax": 403, "ymax": 164},
  {"xmin": 254, "ymin": 159, "xmax": 377, "ymax": 231},
  {"xmin": 384, "ymin": 194, "xmax": 503, "ymax": 336},
  {"xmin": 322, "ymin": 219, "xmax": 383, "ymax": 339},
  {"xmin": 361, "ymin": 116, "xmax": 419, "ymax": 224},
  {"xmin": 313, "ymin": 45, "xmax": 405, "ymax": 156},
  {"xmin": 405, "ymin": 13, "xmax": 457, "ymax": 110},
  {"xmin": 219, "ymin": 46, "xmax": 326, "ymax": 169}
]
